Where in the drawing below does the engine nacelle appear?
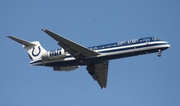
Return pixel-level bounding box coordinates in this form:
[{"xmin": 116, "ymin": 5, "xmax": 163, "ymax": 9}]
[
  {"xmin": 41, "ymin": 48, "xmax": 66, "ymax": 60},
  {"xmin": 53, "ymin": 66, "xmax": 79, "ymax": 71}
]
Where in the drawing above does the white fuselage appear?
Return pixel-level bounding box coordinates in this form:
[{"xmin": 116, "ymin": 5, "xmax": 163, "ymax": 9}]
[{"xmin": 30, "ymin": 37, "xmax": 170, "ymax": 67}]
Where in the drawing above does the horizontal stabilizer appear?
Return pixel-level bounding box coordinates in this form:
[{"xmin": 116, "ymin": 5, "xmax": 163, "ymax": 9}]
[
  {"xmin": 7, "ymin": 35, "xmax": 47, "ymax": 61},
  {"xmin": 7, "ymin": 36, "xmax": 36, "ymax": 46}
]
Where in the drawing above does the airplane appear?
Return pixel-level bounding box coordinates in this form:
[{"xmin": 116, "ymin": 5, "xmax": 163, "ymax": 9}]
[{"xmin": 7, "ymin": 29, "xmax": 170, "ymax": 89}]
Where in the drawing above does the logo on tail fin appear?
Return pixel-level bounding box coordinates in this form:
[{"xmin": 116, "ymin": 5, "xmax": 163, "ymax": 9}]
[{"xmin": 32, "ymin": 46, "xmax": 41, "ymax": 57}]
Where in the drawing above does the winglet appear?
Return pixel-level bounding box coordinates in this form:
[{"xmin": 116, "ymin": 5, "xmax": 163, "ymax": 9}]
[{"xmin": 7, "ymin": 36, "xmax": 36, "ymax": 46}]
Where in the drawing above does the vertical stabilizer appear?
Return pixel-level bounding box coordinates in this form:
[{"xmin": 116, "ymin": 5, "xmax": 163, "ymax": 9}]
[{"xmin": 7, "ymin": 36, "xmax": 47, "ymax": 60}]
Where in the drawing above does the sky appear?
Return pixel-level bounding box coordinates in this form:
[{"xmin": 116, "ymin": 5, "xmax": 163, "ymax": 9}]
[{"xmin": 1, "ymin": 0, "xmax": 180, "ymax": 106}]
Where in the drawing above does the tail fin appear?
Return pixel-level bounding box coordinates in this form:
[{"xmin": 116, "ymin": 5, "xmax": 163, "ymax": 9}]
[{"xmin": 7, "ymin": 36, "xmax": 47, "ymax": 60}]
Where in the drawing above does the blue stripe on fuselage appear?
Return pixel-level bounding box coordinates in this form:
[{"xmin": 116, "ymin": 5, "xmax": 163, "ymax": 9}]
[
  {"xmin": 99, "ymin": 43, "xmax": 167, "ymax": 53},
  {"xmin": 88, "ymin": 37, "xmax": 159, "ymax": 50}
]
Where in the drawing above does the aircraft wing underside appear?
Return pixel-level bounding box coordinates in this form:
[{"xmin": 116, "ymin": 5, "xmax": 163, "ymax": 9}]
[
  {"xmin": 86, "ymin": 61, "xmax": 109, "ymax": 88},
  {"xmin": 42, "ymin": 29, "xmax": 100, "ymax": 60}
]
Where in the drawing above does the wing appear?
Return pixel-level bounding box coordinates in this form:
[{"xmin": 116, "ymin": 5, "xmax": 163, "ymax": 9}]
[
  {"xmin": 42, "ymin": 29, "xmax": 99, "ymax": 60},
  {"xmin": 86, "ymin": 61, "xmax": 109, "ymax": 89}
]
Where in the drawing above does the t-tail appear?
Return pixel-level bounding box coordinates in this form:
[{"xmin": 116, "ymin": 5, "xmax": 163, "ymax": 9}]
[{"xmin": 7, "ymin": 36, "xmax": 47, "ymax": 61}]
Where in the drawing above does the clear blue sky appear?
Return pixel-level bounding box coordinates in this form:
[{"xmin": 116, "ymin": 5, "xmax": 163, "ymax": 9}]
[{"xmin": 1, "ymin": 0, "xmax": 180, "ymax": 106}]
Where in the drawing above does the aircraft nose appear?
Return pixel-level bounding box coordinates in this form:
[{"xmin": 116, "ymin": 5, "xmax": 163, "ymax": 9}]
[{"xmin": 166, "ymin": 41, "xmax": 170, "ymax": 48}]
